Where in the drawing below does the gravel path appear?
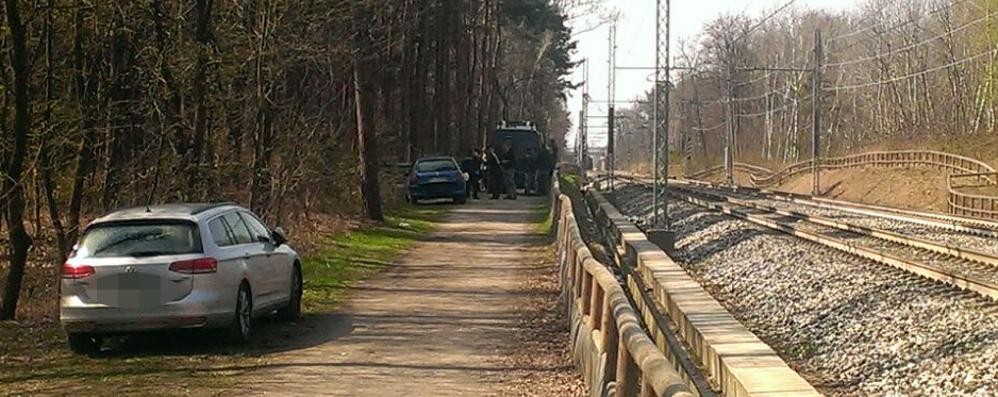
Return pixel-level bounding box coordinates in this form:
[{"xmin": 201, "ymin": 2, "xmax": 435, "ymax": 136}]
[
  {"xmin": 609, "ymin": 184, "xmax": 998, "ymax": 397},
  {"xmin": 238, "ymin": 197, "xmax": 584, "ymax": 396}
]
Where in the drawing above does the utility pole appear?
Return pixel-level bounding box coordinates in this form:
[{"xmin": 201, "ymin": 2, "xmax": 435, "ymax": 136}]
[
  {"xmin": 608, "ymin": 105, "xmax": 615, "ymax": 187},
  {"xmin": 683, "ymin": 100, "xmax": 692, "ymax": 178},
  {"xmin": 725, "ymin": 42, "xmax": 736, "ymax": 187},
  {"xmin": 812, "ymin": 29, "xmax": 823, "ymax": 196},
  {"xmin": 649, "ymin": 0, "xmax": 675, "ymax": 251},
  {"xmin": 577, "ymin": 110, "xmax": 585, "ymax": 166},
  {"xmin": 608, "ymin": 22, "xmax": 617, "ymax": 189},
  {"xmin": 582, "ymin": 58, "xmax": 590, "ymax": 170}
]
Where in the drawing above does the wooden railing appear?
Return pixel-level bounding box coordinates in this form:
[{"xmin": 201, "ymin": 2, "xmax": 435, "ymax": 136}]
[
  {"xmin": 948, "ymin": 172, "xmax": 998, "ymax": 219},
  {"xmin": 689, "ymin": 150, "xmax": 998, "ymax": 220},
  {"xmin": 551, "ymin": 178, "xmax": 694, "ymax": 397},
  {"xmin": 749, "ymin": 150, "xmax": 995, "ymax": 187}
]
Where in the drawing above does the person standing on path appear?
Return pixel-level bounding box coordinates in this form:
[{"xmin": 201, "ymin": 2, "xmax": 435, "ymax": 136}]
[
  {"xmin": 523, "ymin": 148, "xmax": 537, "ymax": 196},
  {"xmin": 536, "ymin": 144, "xmax": 554, "ymax": 195},
  {"xmin": 499, "ymin": 139, "xmax": 518, "ymax": 200},
  {"xmin": 460, "ymin": 149, "xmax": 484, "ymax": 199},
  {"xmin": 486, "ymin": 146, "xmax": 504, "ymax": 199}
]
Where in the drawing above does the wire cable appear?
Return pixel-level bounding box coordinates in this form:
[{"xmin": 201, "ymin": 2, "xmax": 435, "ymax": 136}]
[
  {"xmin": 827, "ymin": 0, "xmax": 970, "ymax": 44},
  {"xmin": 736, "ymin": 94, "xmax": 813, "ymax": 118},
  {"xmin": 824, "ymin": 47, "xmax": 997, "ymax": 91},
  {"xmin": 825, "ymin": 11, "xmax": 996, "ymax": 68}
]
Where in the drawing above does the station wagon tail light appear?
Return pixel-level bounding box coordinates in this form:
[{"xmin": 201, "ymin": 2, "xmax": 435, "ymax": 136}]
[
  {"xmin": 408, "ymin": 173, "xmax": 418, "ymax": 185},
  {"xmin": 169, "ymin": 258, "xmax": 218, "ymax": 274},
  {"xmin": 61, "ymin": 263, "xmax": 95, "ymax": 279}
]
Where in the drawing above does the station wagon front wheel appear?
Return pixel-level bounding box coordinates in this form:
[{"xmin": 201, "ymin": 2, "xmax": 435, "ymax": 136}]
[{"xmin": 279, "ymin": 265, "xmax": 303, "ymax": 321}]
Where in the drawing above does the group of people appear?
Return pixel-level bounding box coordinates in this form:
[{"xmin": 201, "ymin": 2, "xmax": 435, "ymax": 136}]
[{"xmin": 460, "ymin": 139, "xmax": 558, "ymax": 200}]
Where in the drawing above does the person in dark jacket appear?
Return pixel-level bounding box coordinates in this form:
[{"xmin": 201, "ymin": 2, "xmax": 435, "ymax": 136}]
[
  {"xmin": 460, "ymin": 149, "xmax": 484, "ymax": 199},
  {"xmin": 536, "ymin": 145, "xmax": 555, "ymax": 195},
  {"xmin": 523, "ymin": 148, "xmax": 538, "ymax": 196},
  {"xmin": 486, "ymin": 147, "xmax": 503, "ymax": 199},
  {"xmin": 499, "ymin": 139, "xmax": 517, "ymax": 199}
]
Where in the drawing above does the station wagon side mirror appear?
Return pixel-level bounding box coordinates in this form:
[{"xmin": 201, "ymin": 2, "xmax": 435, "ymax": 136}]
[{"xmin": 271, "ymin": 227, "xmax": 288, "ymax": 246}]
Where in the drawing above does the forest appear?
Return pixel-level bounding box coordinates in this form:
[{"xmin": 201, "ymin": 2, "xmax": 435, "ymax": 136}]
[
  {"xmin": 0, "ymin": 0, "xmax": 578, "ymax": 320},
  {"xmin": 613, "ymin": 0, "xmax": 998, "ymax": 173}
]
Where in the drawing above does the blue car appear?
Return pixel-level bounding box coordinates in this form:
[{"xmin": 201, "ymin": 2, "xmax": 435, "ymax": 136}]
[{"xmin": 406, "ymin": 156, "xmax": 468, "ymax": 204}]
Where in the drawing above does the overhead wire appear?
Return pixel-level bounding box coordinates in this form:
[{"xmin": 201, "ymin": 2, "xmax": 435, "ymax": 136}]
[
  {"xmin": 736, "ymin": 94, "xmax": 813, "ymax": 118},
  {"xmin": 823, "ymin": 46, "xmax": 997, "ymax": 91},
  {"xmin": 826, "ymin": 0, "xmax": 970, "ymax": 44},
  {"xmin": 825, "ymin": 10, "xmax": 997, "ymax": 68}
]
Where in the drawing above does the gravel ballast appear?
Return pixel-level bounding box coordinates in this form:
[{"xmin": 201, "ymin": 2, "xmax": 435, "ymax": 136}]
[{"xmin": 609, "ymin": 184, "xmax": 998, "ymax": 397}]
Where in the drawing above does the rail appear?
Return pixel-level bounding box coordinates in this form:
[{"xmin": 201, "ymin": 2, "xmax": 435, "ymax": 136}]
[
  {"xmin": 551, "ymin": 178, "xmax": 694, "ymax": 397},
  {"xmin": 689, "ymin": 150, "xmax": 998, "ymax": 219},
  {"xmin": 688, "ymin": 163, "xmax": 773, "ymax": 180},
  {"xmin": 668, "ymin": 182, "xmax": 998, "ymax": 300}
]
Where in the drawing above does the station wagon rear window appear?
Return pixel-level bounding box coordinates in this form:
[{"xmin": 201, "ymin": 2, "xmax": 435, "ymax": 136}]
[{"xmin": 75, "ymin": 221, "xmax": 202, "ymax": 258}]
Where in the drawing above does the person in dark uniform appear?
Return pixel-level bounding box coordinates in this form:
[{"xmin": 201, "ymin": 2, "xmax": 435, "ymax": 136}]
[
  {"xmin": 523, "ymin": 148, "xmax": 537, "ymax": 196},
  {"xmin": 460, "ymin": 149, "xmax": 484, "ymax": 199},
  {"xmin": 486, "ymin": 146, "xmax": 503, "ymax": 199},
  {"xmin": 549, "ymin": 139, "xmax": 559, "ymax": 163},
  {"xmin": 499, "ymin": 139, "xmax": 517, "ymax": 199},
  {"xmin": 536, "ymin": 144, "xmax": 554, "ymax": 195}
]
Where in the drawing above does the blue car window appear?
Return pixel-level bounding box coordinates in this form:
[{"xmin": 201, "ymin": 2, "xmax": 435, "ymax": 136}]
[{"xmin": 416, "ymin": 160, "xmax": 458, "ymax": 173}]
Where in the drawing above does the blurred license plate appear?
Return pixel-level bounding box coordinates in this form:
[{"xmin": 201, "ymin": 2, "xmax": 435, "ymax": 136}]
[{"xmin": 428, "ymin": 177, "xmax": 450, "ymax": 183}]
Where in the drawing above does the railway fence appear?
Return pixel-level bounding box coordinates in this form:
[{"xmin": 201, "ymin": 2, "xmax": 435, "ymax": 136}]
[
  {"xmin": 551, "ymin": 176, "xmax": 694, "ymax": 397},
  {"xmin": 555, "ymin": 170, "xmax": 821, "ymax": 396}
]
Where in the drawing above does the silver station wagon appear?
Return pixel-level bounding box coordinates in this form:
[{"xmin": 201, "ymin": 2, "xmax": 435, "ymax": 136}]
[{"xmin": 60, "ymin": 203, "xmax": 302, "ymax": 354}]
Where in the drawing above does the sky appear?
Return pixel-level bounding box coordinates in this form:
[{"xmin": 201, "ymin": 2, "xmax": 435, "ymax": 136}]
[{"xmin": 566, "ymin": 0, "xmax": 864, "ymax": 149}]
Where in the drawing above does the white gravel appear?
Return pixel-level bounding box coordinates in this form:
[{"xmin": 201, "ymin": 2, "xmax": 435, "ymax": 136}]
[{"xmin": 608, "ymin": 184, "xmax": 998, "ymax": 397}]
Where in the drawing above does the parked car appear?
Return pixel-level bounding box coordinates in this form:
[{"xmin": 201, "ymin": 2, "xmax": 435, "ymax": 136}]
[
  {"xmin": 59, "ymin": 203, "xmax": 302, "ymax": 354},
  {"xmin": 406, "ymin": 156, "xmax": 468, "ymax": 204}
]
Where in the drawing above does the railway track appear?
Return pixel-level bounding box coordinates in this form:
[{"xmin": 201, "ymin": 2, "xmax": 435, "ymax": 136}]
[
  {"xmin": 675, "ymin": 182, "xmax": 998, "ymax": 256},
  {"xmin": 610, "ymin": 176, "xmax": 998, "ymax": 300},
  {"xmin": 682, "ymin": 178, "xmax": 998, "ymax": 237}
]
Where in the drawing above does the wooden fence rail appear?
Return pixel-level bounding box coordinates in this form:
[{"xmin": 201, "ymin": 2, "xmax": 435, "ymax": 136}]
[{"xmin": 551, "ymin": 177, "xmax": 694, "ymax": 397}]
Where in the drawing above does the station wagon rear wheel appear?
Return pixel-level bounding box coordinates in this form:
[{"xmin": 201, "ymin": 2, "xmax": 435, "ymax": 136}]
[{"xmin": 228, "ymin": 283, "xmax": 253, "ymax": 344}]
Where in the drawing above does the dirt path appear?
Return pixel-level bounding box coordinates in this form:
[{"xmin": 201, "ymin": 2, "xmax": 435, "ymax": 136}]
[{"xmin": 238, "ymin": 197, "xmax": 579, "ymax": 396}]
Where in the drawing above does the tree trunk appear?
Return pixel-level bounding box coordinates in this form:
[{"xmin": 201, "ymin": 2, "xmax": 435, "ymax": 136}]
[
  {"xmin": 41, "ymin": 0, "xmax": 68, "ymax": 263},
  {"xmin": 187, "ymin": 0, "xmax": 215, "ymax": 199},
  {"xmin": 1, "ymin": 0, "xmax": 35, "ymax": 320},
  {"xmin": 250, "ymin": 3, "xmax": 274, "ymax": 214},
  {"xmin": 353, "ymin": 1, "xmax": 384, "ymax": 222},
  {"xmin": 67, "ymin": 0, "xmax": 96, "ymax": 245}
]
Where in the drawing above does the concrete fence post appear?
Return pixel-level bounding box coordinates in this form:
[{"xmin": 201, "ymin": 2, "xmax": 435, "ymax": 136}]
[
  {"xmin": 640, "ymin": 378, "xmax": 657, "ymax": 397},
  {"xmin": 601, "ymin": 294, "xmax": 619, "ymax": 371},
  {"xmin": 615, "ymin": 336, "xmax": 640, "ymax": 397},
  {"xmin": 590, "ymin": 282, "xmax": 605, "ymax": 331}
]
